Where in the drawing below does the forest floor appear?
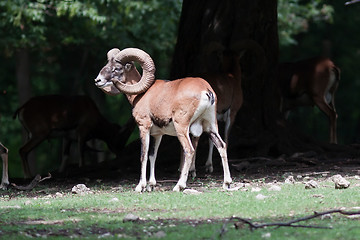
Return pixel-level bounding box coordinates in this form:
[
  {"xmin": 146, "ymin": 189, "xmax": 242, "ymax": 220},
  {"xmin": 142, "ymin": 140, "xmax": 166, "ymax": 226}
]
[{"xmin": 1, "ymin": 148, "xmax": 360, "ymax": 239}]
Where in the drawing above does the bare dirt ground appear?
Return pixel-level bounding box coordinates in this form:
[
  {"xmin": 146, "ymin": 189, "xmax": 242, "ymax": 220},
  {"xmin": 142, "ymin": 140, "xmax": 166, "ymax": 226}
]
[{"xmin": 5, "ymin": 146, "xmax": 360, "ymax": 196}]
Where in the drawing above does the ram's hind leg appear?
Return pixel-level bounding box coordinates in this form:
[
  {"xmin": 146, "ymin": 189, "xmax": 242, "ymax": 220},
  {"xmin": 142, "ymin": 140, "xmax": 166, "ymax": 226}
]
[
  {"xmin": 189, "ymin": 136, "xmax": 199, "ymax": 178},
  {"xmin": 209, "ymin": 131, "xmax": 232, "ymax": 189},
  {"xmin": 205, "ymin": 141, "xmax": 214, "ymax": 173},
  {"xmin": 179, "ymin": 136, "xmax": 198, "ymax": 179},
  {"xmin": 173, "ymin": 128, "xmax": 195, "ymax": 192}
]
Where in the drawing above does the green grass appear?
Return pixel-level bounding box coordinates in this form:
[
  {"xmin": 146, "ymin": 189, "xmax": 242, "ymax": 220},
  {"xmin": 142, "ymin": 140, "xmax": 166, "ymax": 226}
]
[{"xmin": 0, "ymin": 177, "xmax": 359, "ymax": 239}]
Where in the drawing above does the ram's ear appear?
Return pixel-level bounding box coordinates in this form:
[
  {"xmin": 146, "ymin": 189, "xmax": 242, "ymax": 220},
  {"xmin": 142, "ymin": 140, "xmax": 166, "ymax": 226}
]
[
  {"xmin": 107, "ymin": 48, "xmax": 121, "ymax": 61},
  {"xmin": 125, "ymin": 62, "xmax": 134, "ymax": 72}
]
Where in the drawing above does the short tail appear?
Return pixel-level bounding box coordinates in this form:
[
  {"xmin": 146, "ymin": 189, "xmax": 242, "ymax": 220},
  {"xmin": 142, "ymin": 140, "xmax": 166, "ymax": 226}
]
[{"xmin": 206, "ymin": 89, "xmax": 216, "ymax": 105}]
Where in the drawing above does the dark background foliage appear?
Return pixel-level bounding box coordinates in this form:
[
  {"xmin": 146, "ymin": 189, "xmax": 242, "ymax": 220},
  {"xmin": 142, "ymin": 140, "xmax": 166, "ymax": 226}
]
[{"xmin": 1, "ymin": 0, "xmax": 359, "ymax": 177}]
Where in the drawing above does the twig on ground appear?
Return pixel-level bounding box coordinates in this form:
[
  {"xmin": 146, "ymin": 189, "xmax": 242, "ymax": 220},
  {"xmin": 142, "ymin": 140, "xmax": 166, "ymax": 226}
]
[
  {"xmin": 345, "ymin": 0, "xmax": 360, "ymax": 5},
  {"xmin": 11, "ymin": 173, "xmax": 52, "ymax": 191},
  {"xmin": 231, "ymin": 209, "xmax": 360, "ymax": 231},
  {"xmin": 39, "ymin": 173, "xmax": 52, "ymax": 182},
  {"xmin": 219, "ymin": 219, "xmax": 230, "ymax": 238}
]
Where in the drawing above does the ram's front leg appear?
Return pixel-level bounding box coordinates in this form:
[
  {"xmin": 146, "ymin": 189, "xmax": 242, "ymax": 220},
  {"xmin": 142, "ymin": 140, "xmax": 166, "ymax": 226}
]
[
  {"xmin": 209, "ymin": 131, "xmax": 232, "ymax": 189},
  {"xmin": 135, "ymin": 127, "xmax": 150, "ymax": 192},
  {"xmin": 147, "ymin": 135, "xmax": 162, "ymax": 191}
]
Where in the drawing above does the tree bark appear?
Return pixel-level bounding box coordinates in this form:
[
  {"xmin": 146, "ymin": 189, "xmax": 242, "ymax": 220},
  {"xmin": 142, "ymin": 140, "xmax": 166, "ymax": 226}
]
[
  {"xmin": 16, "ymin": 48, "xmax": 37, "ymax": 176},
  {"xmin": 16, "ymin": 48, "xmax": 32, "ymax": 105}
]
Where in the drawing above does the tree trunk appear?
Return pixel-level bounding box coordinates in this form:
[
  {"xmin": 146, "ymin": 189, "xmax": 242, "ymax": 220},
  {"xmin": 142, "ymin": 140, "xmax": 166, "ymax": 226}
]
[
  {"xmin": 16, "ymin": 48, "xmax": 37, "ymax": 176},
  {"xmin": 16, "ymin": 48, "xmax": 32, "ymax": 105},
  {"xmin": 171, "ymin": 0, "xmax": 325, "ymax": 158}
]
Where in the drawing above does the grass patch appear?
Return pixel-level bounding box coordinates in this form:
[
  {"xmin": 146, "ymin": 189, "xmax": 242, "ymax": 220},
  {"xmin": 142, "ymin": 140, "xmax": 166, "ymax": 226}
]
[{"xmin": 0, "ymin": 175, "xmax": 359, "ymax": 239}]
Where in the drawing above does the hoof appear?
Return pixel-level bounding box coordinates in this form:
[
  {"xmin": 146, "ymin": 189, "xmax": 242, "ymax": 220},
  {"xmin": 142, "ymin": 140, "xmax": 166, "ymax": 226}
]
[
  {"xmin": 146, "ymin": 184, "xmax": 155, "ymax": 192},
  {"xmin": 173, "ymin": 185, "xmax": 180, "ymax": 192},
  {"xmin": 190, "ymin": 170, "xmax": 197, "ymax": 179},
  {"xmin": 135, "ymin": 184, "xmax": 145, "ymax": 193},
  {"xmin": 205, "ymin": 165, "xmax": 213, "ymax": 173},
  {"xmin": 223, "ymin": 179, "xmax": 232, "ymax": 190},
  {"xmin": 222, "ymin": 183, "xmax": 231, "ymax": 190},
  {"xmin": 0, "ymin": 183, "xmax": 9, "ymax": 190}
]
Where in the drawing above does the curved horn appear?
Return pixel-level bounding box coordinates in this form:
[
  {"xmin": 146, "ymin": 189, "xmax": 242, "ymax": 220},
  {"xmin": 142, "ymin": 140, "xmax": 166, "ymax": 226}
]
[
  {"xmin": 113, "ymin": 48, "xmax": 156, "ymax": 95},
  {"xmin": 107, "ymin": 48, "xmax": 121, "ymax": 60}
]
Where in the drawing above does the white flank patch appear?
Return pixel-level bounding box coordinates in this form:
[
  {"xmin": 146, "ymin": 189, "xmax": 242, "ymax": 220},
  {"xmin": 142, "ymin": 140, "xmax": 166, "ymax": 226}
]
[{"xmin": 325, "ymin": 71, "xmax": 336, "ymax": 104}]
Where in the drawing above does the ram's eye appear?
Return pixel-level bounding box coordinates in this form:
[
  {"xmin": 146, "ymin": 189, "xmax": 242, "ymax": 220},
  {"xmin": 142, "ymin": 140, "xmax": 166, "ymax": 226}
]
[{"xmin": 112, "ymin": 67, "xmax": 120, "ymax": 72}]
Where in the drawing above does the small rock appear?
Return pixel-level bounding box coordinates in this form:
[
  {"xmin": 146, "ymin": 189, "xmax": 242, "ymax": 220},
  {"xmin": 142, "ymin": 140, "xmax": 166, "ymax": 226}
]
[
  {"xmin": 153, "ymin": 231, "xmax": 166, "ymax": 238},
  {"xmin": 55, "ymin": 192, "xmax": 63, "ymax": 197},
  {"xmin": 183, "ymin": 189, "xmax": 202, "ymax": 195},
  {"xmin": 268, "ymin": 185, "xmax": 281, "ymax": 191},
  {"xmin": 332, "ymin": 174, "xmax": 350, "ymax": 189},
  {"xmin": 123, "ymin": 213, "xmax": 140, "ymax": 222},
  {"xmin": 261, "ymin": 232, "xmax": 271, "ymax": 238},
  {"xmin": 256, "ymin": 194, "xmax": 268, "ymax": 200},
  {"xmin": 227, "ymin": 186, "xmax": 242, "ymax": 192},
  {"xmin": 98, "ymin": 233, "xmax": 111, "ymax": 238},
  {"xmin": 71, "ymin": 184, "xmax": 91, "ymax": 195},
  {"xmin": 285, "ymin": 176, "xmax": 295, "ymax": 184},
  {"xmin": 251, "ymin": 187, "xmax": 261, "ymax": 192},
  {"xmin": 109, "ymin": 197, "xmax": 119, "ymax": 202},
  {"xmin": 305, "ymin": 180, "xmax": 318, "ymax": 189}
]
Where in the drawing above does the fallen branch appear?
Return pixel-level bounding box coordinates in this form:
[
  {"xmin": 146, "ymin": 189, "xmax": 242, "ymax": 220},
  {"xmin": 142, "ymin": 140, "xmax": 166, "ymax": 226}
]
[
  {"xmin": 11, "ymin": 173, "xmax": 52, "ymax": 191},
  {"xmin": 230, "ymin": 209, "xmax": 360, "ymax": 231},
  {"xmin": 345, "ymin": 0, "xmax": 360, "ymax": 5}
]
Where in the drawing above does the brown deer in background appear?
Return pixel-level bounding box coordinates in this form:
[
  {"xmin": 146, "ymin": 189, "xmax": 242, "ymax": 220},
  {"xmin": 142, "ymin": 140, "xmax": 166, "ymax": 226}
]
[
  {"xmin": 14, "ymin": 95, "xmax": 134, "ymax": 178},
  {"xmin": 278, "ymin": 57, "xmax": 340, "ymax": 144}
]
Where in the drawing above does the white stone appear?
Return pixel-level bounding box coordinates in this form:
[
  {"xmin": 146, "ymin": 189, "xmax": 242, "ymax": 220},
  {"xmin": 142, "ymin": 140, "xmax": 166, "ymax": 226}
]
[
  {"xmin": 256, "ymin": 194, "xmax": 268, "ymax": 200},
  {"xmin": 305, "ymin": 180, "xmax": 318, "ymax": 189},
  {"xmin": 332, "ymin": 174, "xmax": 350, "ymax": 189},
  {"xmin": 268, "ymin": 185, "xmax": 281, "ymax": 191},
  {"xmin": 183, "ymin": 189, "xmax": 202, "ymax": 195}
]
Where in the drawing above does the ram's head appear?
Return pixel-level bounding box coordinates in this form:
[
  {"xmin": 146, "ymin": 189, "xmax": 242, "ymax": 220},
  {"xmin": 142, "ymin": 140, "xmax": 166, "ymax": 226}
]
[{"xmin": 95, "ymin": 48, "xmax": 156, "ymax": 95}]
